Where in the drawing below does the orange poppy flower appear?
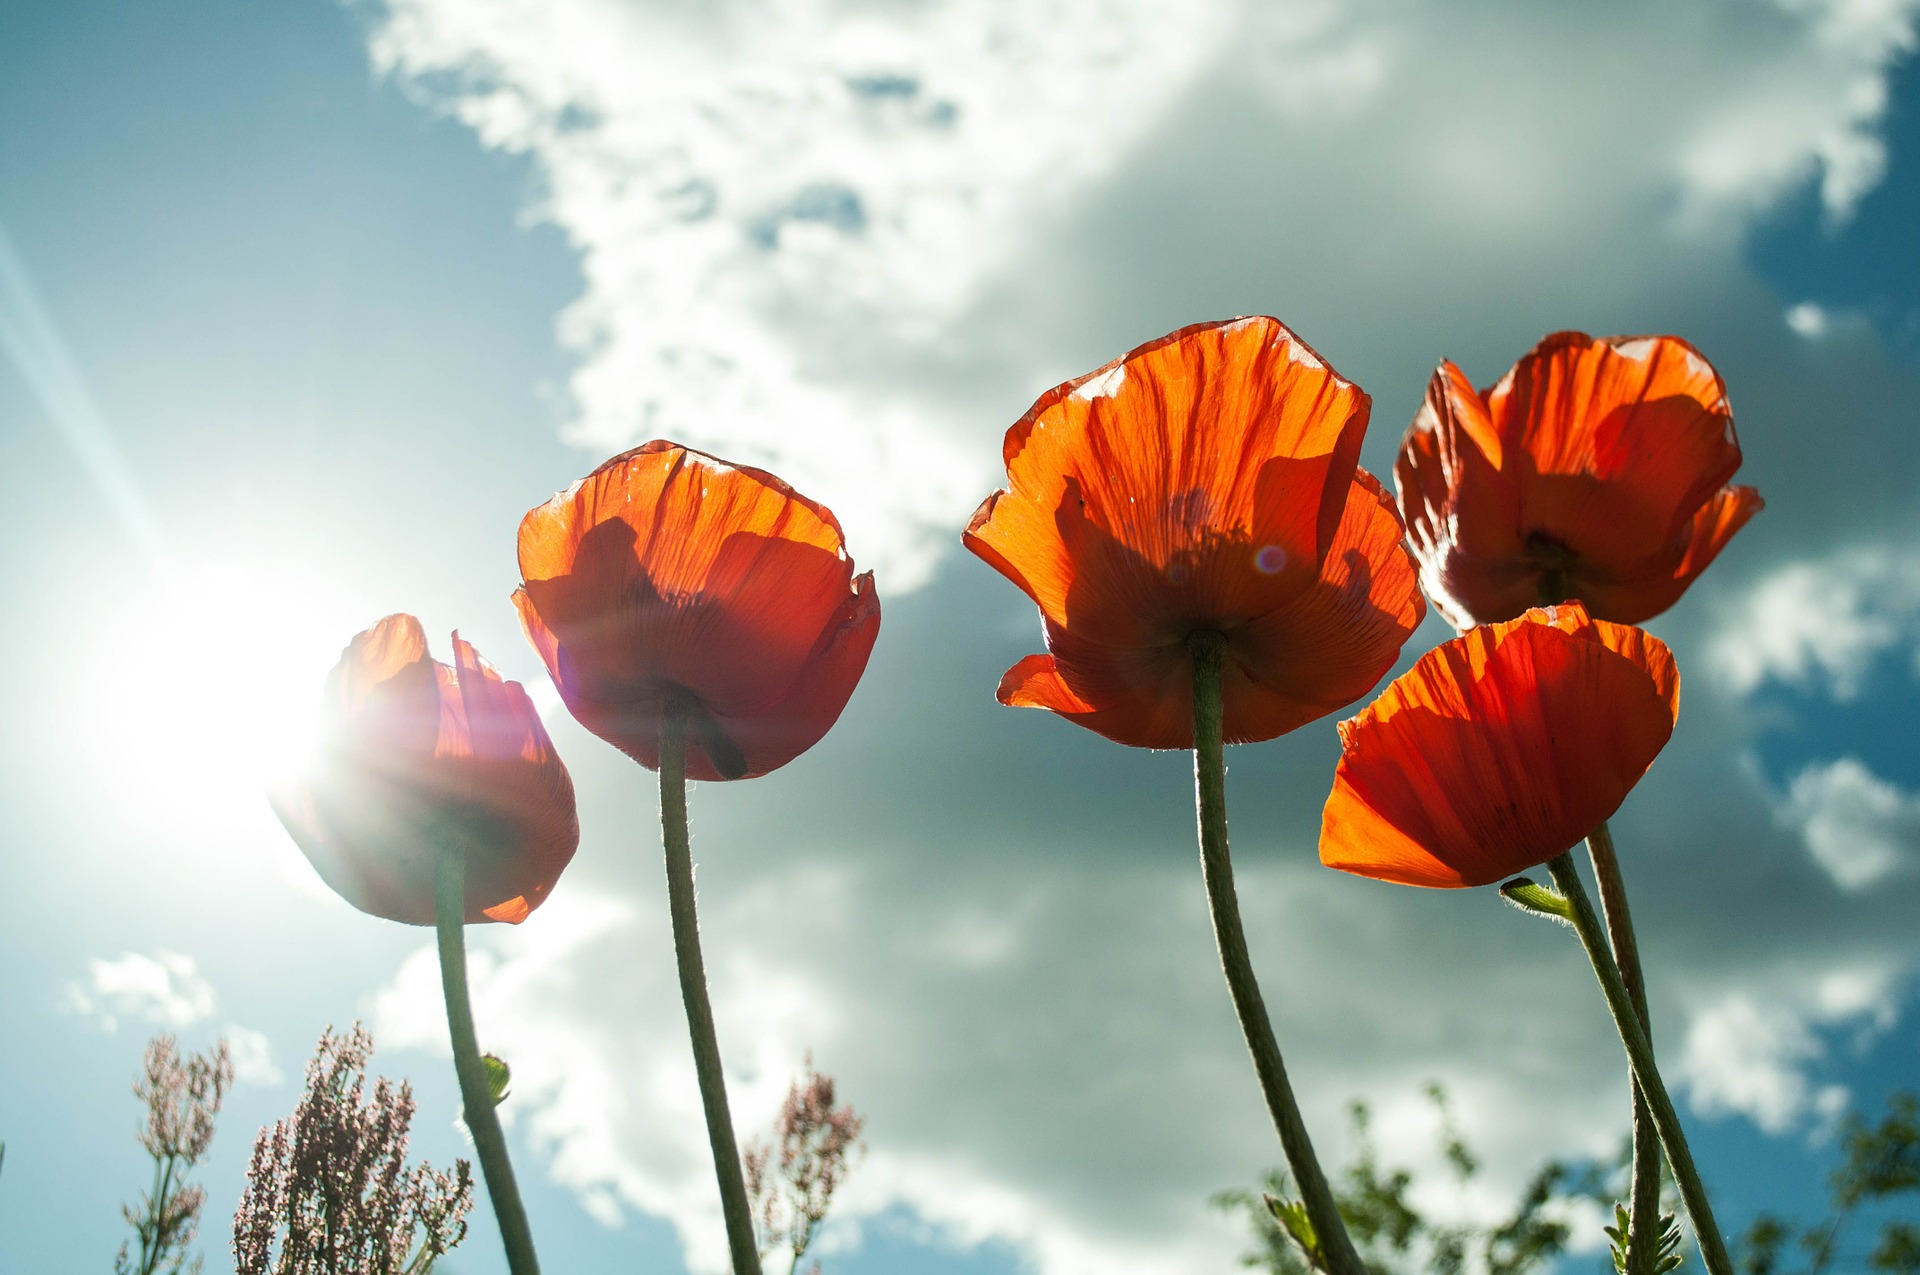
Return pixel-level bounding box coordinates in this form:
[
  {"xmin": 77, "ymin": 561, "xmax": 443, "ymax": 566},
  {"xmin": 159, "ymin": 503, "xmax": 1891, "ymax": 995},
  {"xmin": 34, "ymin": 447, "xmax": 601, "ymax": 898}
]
[
  {"xmin": 964, "ymin": 317, "xmax": 1426, "ymax": 749},
  {"xmin": 270, "ymin": 615, "xmax": 580, "ymax": 925},
  {"xmin": 514, "ymin": 441, "xmax": 881, "ymax": 781},
  {"xmin": 1397, "ymin": 331, "xmax": 1763, "ymax": 627},
  {"xmin": 1318, "ymin": 602, "xmax": 1679, "ymax": 889}
]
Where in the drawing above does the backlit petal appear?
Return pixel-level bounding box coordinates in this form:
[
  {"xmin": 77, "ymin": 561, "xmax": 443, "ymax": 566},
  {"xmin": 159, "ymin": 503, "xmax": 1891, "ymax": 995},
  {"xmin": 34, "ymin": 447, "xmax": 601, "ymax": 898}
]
[
  {"xmin": 1576, "ymin": 483, "xmax": 1766, "ymax": 623},
  {"xmin": 1397, "ymin": 333, "xmax": 1759, "ymax": 627},
  {"xmin": 1231, "ymin": 472, "xmax": 1427, "ymax": 739},
  {"xmin": 273, "ymin": 620, "xmax": 580, "ymax": 926},
  {"xmin": 968, "ymin": 318, "xmax": 1414, "ymax": 749},
  {"xmin": 705, "ymin": 570, "xmax": 882, "ymax": 781},
  {"xmin": 517, "ymin": 441, "xmax": 878, "ymax": 779},
  {"xmin": 1004, "ymin": 473, "xmax": 1424, "ymax": 748},
  {"xmin": 965, "ymin": 317, "xmax": 1369, "ymax": 630},
  {"xmin": 1319, "ymin": 604, "xmax": 1677, "ymax": 888}
]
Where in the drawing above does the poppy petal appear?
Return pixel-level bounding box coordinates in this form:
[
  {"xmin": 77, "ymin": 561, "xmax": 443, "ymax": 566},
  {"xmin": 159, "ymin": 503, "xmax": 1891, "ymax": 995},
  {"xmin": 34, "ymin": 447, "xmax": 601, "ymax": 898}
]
[
  {"xmin": 1008, "ymin": 476, "xmax": 1424, "ymax": 749},
  {"xmin": 1397, "ymin": 333, "xmax": 1758, "ymax": 627},
  {"xmin": 1319, "ymin": 603, "xmax": 1677, "ymax": 888},
  {"xmin": 1577, "ymin": 483, "xmax": 1766, "ymax": 622},
  {"xmin": 518, "ymin": 442, "xmax": 854, "ymax": 714},
  {"xmin": 273, "ymin": 619, "xmax": 580, "ymax": 926},
  {"xmin": 994, "ymin": 648, "xmax": 1184, "ymax": 747},
  {"xmin": 1231, "ymin": 471, "xmax": 1427, "ymax": 738},
  {"xmin": 965, "ymin": 317, "xmax": 1370, "ymax": 631},
  {"xmin": 706, "ymin": 569, "xmax": 883, "ymax": 781},
  {"xmin": 1398, "ymin": 363, "xmax": 1534, "ymax": 627}
]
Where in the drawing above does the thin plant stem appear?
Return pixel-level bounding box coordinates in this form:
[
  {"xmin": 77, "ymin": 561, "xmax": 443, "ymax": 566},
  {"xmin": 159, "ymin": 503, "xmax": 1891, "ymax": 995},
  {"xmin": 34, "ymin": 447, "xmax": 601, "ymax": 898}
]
[
  {"xmin": 1189, "ymin": 632, "xmax": 1366, "ymax": 1275},
  {"xmin": 1586, "ymin": 819, "xmax": 1664, "ymax": 1271},
  {"xmin": 434, "ymin": 840, "xmax": 542, "ymax": 1275},
  {"xmin": 1544, "ymin": 852, "xmax": 1733, "ymax": 1275},
  {"xmin": 659, "ymin": 702, "xmax": 762, "ymax": 1275}
]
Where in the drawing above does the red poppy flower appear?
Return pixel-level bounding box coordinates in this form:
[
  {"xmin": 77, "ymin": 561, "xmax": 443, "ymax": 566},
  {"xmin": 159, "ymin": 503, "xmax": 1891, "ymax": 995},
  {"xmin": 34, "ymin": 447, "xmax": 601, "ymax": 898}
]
[
  {"xmin": 270, "ymin": 615, "xmax": 580, "ymax": 925},
  {"xmin": 1397, "ymin": 331, "xmax": 1763, "ymax": 627},
  {"xmin": 1318, "ymin": 602, "xmax": 1679, "ymax": 889},
  {"xmin": 964, "ymin": 317, "xmax": 1426, "ymax": 749},
  {"xmin": 514, "ymin": 441, "xmax": 881, "ymax": 782}
]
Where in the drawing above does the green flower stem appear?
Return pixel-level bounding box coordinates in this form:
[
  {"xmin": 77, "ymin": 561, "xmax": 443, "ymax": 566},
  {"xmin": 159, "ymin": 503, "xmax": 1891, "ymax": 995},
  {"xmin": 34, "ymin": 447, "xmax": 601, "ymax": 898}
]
[
  {"xmin": 1544, "ymin": 851, "xmax": 1732, "ymax": 1275},
  {"xmin": 1586, "ymin": 820, "xmax": 1664, "ymax": 1273},
  {"xmin": 659, "ymin": 703, "xmax": 761, "ymax": 1275},
  {"xmin": 433, "ymin": 841, "xmax": 541, "ymax": 1275},
  {"xmin": 1189, "ymin": 632, "xmax": 1366, "ymax": 1275}
]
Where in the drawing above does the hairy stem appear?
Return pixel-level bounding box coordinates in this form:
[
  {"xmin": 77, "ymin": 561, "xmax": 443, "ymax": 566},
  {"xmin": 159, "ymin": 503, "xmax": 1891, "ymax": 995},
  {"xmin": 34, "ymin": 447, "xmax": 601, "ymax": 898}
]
[
  {"xmin": 1544, "ymin": 852, "xmax": 1732, "ymax": 1275},
  {"xmin": 660, "ymin": 703, "xmax": 762, "ymax": 1275},
  {"xmin": 1586, "ymin": 820, "xmax": 1664, "ymax": 1271},
  {"xmin": 1190, "ymin": 632, "xmax": 1365, "ymax": 1275},
  {"xmin": 435, "ymin": 841, "xmax": 542, "ymax": 1275}
]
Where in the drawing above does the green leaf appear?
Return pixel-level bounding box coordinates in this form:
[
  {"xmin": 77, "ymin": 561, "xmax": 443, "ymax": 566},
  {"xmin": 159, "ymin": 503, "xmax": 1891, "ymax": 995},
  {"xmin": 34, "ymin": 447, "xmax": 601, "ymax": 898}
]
[
  {"xmin": 1501, "ymin": 878, "xmax": 1574, "ymax": 925},
  {"xmin": 1265, "ymin": 1194, "xmax": 1324, "ymax": 1268},
  {"xmin": 482, "ymin": 1054, "xmax": 511, "ymax": 1106}
]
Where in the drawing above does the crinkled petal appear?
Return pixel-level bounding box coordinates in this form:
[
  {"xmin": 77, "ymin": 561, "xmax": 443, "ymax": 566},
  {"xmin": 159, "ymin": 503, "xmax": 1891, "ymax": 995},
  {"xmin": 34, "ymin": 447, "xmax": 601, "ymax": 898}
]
[
  {"xmin": 1232, "ymin": 471, "xmax": 1427, "ymax": 736},
  {"xmin": 273, "ymin": 620, "xmax": 580, "ymax": 926},
  {"xmin": 518, "ymin": 441, "xmax": 855, "ymax": 715},
  {"xmin": 1006, "ymin": 472, "xmax": 1424, "ymax": 748},
  {"xmin": 1573, "ymin": 484, "xmax": 1766, "ymax": 623},
  {"xmin": 1397, "ymin": 363, "xmax": 1533, "ymax": 628},
  {"xmin": 965, "ymin": 317, "xmax": 1369, "ymax": 631},
  {"xmin": 709, "ymin": 569, "xmax": 882, "ymax": 780},
  {"xmin": 1399, "ymin": 334, "xmax": 1757, "ymax": 627},
  {"xmin": 1319, "ymin": 603, "xmax": 1677, "ymax": 887}
]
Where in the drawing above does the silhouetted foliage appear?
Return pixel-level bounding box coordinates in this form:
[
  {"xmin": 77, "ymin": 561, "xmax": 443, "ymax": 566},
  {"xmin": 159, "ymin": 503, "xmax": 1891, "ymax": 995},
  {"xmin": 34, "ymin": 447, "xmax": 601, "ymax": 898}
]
[
  {"xmin": 1216, "ymin": 1085, "xmax": 1630, "ymax": 1275},
  {"xmin": 744, "ymin": 1055, "xmax": 868, "ymax": 1275},
  {"xmin": 232, "ymin": 1025, "xmax": 472, "ymax": 1275},
  {"xmin": 1738, "ymin": 1092, "xmax": 1920, "ymax": 1275},
  {"xmin": 117, "ymin": 1035, "xmax": 234, "ymax": 1275}
]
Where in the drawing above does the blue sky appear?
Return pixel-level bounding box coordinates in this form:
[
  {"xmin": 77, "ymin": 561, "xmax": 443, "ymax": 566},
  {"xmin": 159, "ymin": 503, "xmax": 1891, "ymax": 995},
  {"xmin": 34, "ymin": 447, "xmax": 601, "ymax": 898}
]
[{"xmin": 3, "ymin": 1, "xmax": 1919, "ymax": 1272}]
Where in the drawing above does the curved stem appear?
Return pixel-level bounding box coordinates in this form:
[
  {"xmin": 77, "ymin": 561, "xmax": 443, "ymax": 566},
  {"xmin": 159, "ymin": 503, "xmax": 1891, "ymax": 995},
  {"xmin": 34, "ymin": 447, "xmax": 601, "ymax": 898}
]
[
  {"xmin": 1189, "ymin": 633, "xmax": 1365, "ymax": 1275},
  {"xmin": 659, "ymin": 703, "xmax": 762, "ymax": 1275},
  {"xmin": 1544, "ymin": 852, "xmax": 1732, "ymax": 1275},
  {"xmin": 434, "ymin": 841, "xmax": 542, "ymax": 1275},
  {"xmin": 1586, "ymin": 820, "xmax": 1663, "ymax": 1272}
]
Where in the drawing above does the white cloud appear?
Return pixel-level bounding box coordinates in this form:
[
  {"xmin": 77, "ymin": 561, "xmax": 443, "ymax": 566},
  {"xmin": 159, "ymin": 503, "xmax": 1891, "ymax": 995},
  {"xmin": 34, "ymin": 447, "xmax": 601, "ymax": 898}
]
[
  {"xmin": 225, "ymin": 1024, "xmax": 285, "ymax": 1087},
  {"xmin": 365, "ymin": 0, "xmax": 1231, "ymax": 589},
  {"xmin": 365, "ymin": 852, "xmax": 1656, "ymax": 1275},
  {"xmin": 62, "ymin": 950, "xmax": 285, "ymax": 1086},
  {"xmin": 1781, "ymin": 757, "xmax": 1920, "ymax": 890},
  {"xmin": 63, "ymin": 950, "xmax": 215, "ymax": 1032},
  {"xmin": 361, "ymin": 0, "xmax": 1920, "ymax": 593},
  {"xmin": 1674, "ymin": 962, "xmax": 1903, "ymax": 1133},
  {"xmin": 338, "ymin": 0, "xmax": 1920, "ymax": 1269},
  {"xmin": 1710, "ymin": 544, "xmax": 1920, "ymax": 698},
  {"xmin": 1786, "ymin": 300, "xmax": 1831, "ymax": 337}
]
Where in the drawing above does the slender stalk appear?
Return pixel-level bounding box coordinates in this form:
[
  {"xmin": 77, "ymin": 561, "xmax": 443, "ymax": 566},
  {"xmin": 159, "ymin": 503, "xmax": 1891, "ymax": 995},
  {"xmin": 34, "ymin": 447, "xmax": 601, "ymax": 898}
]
[
  {"xmin": 1544, "ymin": 852, "xmax": 1732, "ymax": 1275},
  {"xmin": 434, "ymin": 840, "xmax": 542, "ymax": 1275},
  {"xmin": 659, "ymin": 702, "xmax": 762, "ymax": 1275},
  {"xmin": 1189, "ymin": 632, "xmax": 1365, "ymax": 1275},
  {"xmin": 1586, "ymin": 820, "xmax": 1664, "ymax": 1272}
]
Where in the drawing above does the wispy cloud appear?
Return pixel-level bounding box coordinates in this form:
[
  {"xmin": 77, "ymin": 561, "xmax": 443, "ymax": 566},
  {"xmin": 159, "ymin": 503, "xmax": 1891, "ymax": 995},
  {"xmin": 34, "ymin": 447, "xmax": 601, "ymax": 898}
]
[
  {"xmin": 63, "ymin": 949, "xmax": 282, "ymax": 1085},
  {"xmin": 1710, "ymin": 543, "xmax": 1920, "ymax": 698},
  {"xmin": 1780, "ymin": 757, "xmax": 1920, "ymax": 891},
  {"xmin": 63, "ymin": 951, "xmax": 216, "ymax": 1032},
  {"xmin": 1675, "ymin": 963, "xmax": 1905, "ymax": 1134}
]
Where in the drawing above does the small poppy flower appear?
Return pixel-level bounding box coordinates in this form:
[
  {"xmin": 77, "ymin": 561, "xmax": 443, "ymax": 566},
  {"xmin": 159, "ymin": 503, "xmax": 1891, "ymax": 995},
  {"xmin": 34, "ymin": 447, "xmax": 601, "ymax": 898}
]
[
  {"xmin": 1318, "ymin": 602, "xmax": 1679, "ymax": 889},
  {"xmin": 1397, "ymin": 331, "xmax": 1763, "ymax": 627},
  {"xmin": 964, "ymin": 316, "xmax": 1425, "ymax": 749},
  {"xmin": 514, "ymin": 441, "xmax": 881, "ymax": 782},
  {"xmin": 271, "ymin": 615, "xmax": 580, "ymax": 925}
]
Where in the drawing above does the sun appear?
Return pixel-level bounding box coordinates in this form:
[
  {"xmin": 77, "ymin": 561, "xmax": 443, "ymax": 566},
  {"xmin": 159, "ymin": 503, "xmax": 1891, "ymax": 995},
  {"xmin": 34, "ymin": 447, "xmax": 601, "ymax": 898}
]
[{"xmin": 76, "ymin": 556, "xmax": 365, "ymax": 835}]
